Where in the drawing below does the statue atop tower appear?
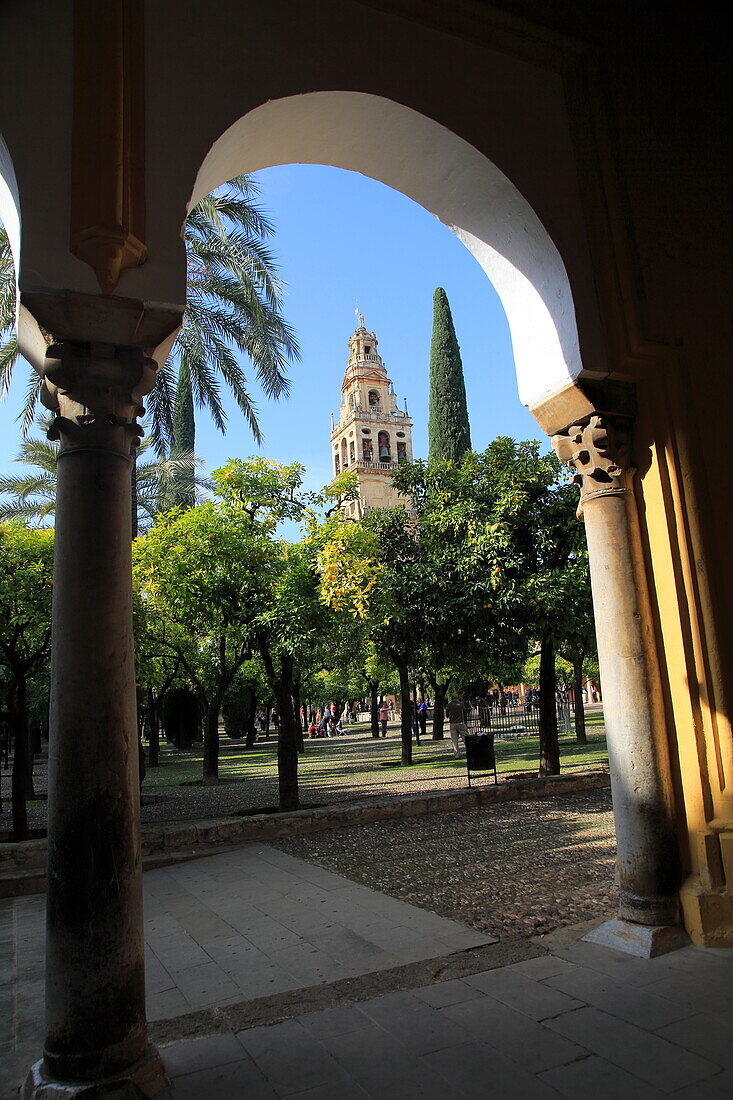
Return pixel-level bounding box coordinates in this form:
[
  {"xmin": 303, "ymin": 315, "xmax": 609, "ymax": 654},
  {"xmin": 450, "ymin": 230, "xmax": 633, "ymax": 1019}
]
[{"xmin": 330, "ymin": 318, "xmax": 414, "ymax": 520}]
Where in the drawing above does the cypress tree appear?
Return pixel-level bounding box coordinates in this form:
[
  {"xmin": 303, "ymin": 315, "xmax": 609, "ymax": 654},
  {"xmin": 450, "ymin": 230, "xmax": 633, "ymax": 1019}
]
[
  {"xmin": 427, "ymin": 287, "xmax": 471, "ymax": 462},
  {"xmin": 172, "ymin": 363, "xmax": 196, "ymax": 456},
  {"xmin": 165, "ymin": 364, "xmax": 196, "ymax": 510}
]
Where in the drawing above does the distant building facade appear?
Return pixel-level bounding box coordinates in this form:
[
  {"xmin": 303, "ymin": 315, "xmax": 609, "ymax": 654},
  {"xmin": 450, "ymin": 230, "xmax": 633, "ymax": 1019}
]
[{"xmin": 330, "ymin": 317, "xmax": 414, "ymax": 520}]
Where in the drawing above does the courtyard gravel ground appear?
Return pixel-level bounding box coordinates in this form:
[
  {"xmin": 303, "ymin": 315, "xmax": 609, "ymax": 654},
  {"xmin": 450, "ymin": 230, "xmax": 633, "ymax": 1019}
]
[
  {"xmin": 1, "ymin": 718, "xmax": 614, "ymax": 943},
  {"xmin": 272, "ymin": 787, "xmax": 617, "ymax": 940},
  {"xmin": 2, "ymin": 712, "xmax": 608, "ymax": 834}
]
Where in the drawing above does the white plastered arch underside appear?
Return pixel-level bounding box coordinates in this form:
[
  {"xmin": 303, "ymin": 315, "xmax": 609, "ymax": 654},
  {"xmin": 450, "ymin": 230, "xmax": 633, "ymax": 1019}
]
[{"xmin": 189, "ymin": 91, "xmax": 590, "ymax": 410}]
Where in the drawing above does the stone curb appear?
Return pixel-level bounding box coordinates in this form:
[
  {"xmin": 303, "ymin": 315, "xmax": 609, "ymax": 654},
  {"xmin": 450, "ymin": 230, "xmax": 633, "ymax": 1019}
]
[{"xmin": 0, "ymin": 770, "xmax": 610, "ymax": 897}]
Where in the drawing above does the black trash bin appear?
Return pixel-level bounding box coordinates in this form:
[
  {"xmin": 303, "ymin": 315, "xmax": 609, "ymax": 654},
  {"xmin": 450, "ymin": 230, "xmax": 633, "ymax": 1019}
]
[{"xmin": 465, "ymin": 732, "xmax": 497, "ymax": 787}]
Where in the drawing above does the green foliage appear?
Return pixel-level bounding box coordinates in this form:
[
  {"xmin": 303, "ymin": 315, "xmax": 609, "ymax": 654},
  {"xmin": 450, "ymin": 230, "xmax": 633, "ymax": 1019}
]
[
  {"xmin": 523, "ymin": 651, "xmax": 574, "ymax": 688},
  {"xmin": 0, "ymin": 523, "xmax": 54, "ymax": 666},
  {"xmin": 149, "ymin": 175, "xmax": 300, "ymax": 457},
  {"xmin": 165, "ymin": 360, "xmax": 197, "ymax": 511},
  {"xmin": 213, "ymin": 456, "xmax": 307, "ymax": 529},
  {"xmin": 1, "ymin": 179, "xmax": 300, "ymax": 453},
  {"xmin": 0, "ymin": 522, "xmax": 54, "ymax": 836},
  {"xmin": 133, "ymin": 499, "xmax": 270, "ymax": 691},
  {"xmin": 0, "ymin": 223, "xmax": 27, "ymax": 431},
  {"xmin": 427, "ymin": 287, "xmax": 471, "ymax": 462},
  {"xmin": 0, "ymin": 422, "xmax": 205, "ymax": 530},
  {"xmin": 133, "ymin": 491, "xmax": 275, "ymax": 768}
]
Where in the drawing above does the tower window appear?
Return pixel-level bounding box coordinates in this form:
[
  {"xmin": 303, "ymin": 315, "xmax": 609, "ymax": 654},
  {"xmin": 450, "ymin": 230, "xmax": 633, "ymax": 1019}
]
[
  {"xmin": 365, "ymin": 345, "xmax": 371, "ymax": 354},
  {"xmin": 378, "ymin": 431, "xmax": 391, "ymax": 461},
  {"xmin": 368, "ymin": 390, "xmax": 380, "ymax": 407}
]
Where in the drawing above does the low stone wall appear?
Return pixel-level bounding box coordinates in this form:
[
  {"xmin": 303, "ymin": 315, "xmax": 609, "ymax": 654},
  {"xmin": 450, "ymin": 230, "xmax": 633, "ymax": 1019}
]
[{"xmin": 0, "ymin": 770, "xmax": 610, "ymax": 897}]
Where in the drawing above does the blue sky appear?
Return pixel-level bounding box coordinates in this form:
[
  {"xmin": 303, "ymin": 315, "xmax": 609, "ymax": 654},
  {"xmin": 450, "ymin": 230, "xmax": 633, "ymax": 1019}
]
[{"xmin": 0, "ymin": 164, "xmax": 546, "ymax": 491}]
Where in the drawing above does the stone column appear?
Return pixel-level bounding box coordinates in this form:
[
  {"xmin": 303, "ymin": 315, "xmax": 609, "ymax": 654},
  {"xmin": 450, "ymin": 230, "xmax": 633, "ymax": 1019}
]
[
  {"xmin": 554, "ymin": 414, "xmax": 685, "ymax": 952},
  {"xmin": 24, "ymin": 341, "xmax": 167, "ymax": 1097}
]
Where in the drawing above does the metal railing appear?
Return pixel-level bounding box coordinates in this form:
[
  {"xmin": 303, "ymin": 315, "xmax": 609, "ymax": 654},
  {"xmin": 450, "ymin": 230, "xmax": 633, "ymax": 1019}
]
[{"xmin": 466, "ymin": 699, "xmax": 571, "ymax": 738}]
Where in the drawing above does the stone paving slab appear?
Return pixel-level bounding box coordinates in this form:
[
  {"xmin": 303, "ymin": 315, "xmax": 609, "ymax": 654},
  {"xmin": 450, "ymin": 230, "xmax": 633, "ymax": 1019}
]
[
  {"xmin": 0, "ymin": 842, "xmax": 495, "ymax": 1096},
  {"xmin": 141, "ymin": 844, "xmax": 495, "ymax": 1020},
  {"xmin": 155, "ymin": 941, "xmax": 733, "ymax": 1099},
  {"xmin": 4, "ymin": 846, "xmax": 733, "ymax": 1099}
]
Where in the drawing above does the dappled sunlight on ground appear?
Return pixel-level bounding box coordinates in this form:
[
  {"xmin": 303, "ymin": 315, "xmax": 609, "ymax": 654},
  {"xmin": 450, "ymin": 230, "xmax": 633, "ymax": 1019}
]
[
  {"xmin": 4, "ymin": 716, "xmax": 608, "ymax": 832},
  {"xmin": 274, "ymin": 787, "xmax": 617, "ymax": 939}
]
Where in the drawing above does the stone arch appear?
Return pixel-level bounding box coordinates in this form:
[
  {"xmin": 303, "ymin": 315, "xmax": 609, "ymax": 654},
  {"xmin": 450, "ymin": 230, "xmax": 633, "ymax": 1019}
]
[
  {"xmin": 188, "ymin": 92, "xmax": 606, "ymax": 410},
  {"xmin": 0, "ymin": 132, "xmax": 20, "ymax": 277},
  {"xmin": 0, "ymin": 132, "xmax": 52, "ymax": 372}
]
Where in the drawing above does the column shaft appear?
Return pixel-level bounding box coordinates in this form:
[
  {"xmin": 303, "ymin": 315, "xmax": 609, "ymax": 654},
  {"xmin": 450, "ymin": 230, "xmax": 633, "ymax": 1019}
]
[
  {"xmin": 23, "ymin": 341, "xmax": 166, "ymax": 1095},
  {"xmin": 583, "ymin": 487, "xmax": 680, "ymax": 924},
  {"xmin": 554, "ymin": 413, "xmax": 681, "ymax": 927},
  {"xmin": 44, "ymin": 436, "xmax": 146, "ymax": 1079}
]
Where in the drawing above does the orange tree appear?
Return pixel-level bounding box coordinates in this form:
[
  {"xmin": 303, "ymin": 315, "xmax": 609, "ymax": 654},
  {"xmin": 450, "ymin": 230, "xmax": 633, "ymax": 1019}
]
[
  {"xmin": 392, "ymin": 441, "xmax": 590, "ymax": 776},
  {"xmin": 133, "ymin": 477, "xmax": 274, "ymax": 785},
  {"xmin": 0, "ymin": 523, "xmax": 54, "ymax": 839}
]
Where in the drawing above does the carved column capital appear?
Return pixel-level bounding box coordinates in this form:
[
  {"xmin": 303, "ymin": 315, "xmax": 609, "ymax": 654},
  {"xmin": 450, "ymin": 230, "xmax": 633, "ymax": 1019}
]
[
  {"xmin": 40, "ymin": 341, "xmax": 157, "ymax": 458},
  {"xmin": 552, "ymin": 414, "xmax": 634, "ymax": 511}
]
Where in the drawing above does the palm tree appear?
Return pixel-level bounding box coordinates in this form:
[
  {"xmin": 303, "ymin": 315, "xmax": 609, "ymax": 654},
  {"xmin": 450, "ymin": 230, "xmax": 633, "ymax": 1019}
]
[
  {"xmin": 0, "ymin": 423, "xmax": 206, "ymax": 531},
  {"xmin": 0, "ymin": 176, "xmax": 300, "ymax": 470},
  {"xmin": 0, "ymin": 223, "xmax": 23, "ymax": 421}
]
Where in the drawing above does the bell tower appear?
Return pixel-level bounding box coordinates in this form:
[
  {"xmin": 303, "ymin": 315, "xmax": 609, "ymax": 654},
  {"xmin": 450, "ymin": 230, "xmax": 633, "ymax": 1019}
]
[{"xmin": 330, "ymin": 317, "xmax": 414, "ymax": 520}]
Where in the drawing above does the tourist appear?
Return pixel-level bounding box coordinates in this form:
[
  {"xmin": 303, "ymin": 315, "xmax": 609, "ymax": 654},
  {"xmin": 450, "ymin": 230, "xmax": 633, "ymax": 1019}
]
[
  {"xmin": 410, "ymin": 698, "xmax": 420, "ymax": 743},
  {"xmin": 417, "ymin": 697, "xmax": 428, "ymax": 740},
  {"xmin": 445, "ymin": 692, "xmax": 469, "ymax": 757},
  {"xmin": 379, "ymin": 701, "xmax": 389, "ymax": 738}
]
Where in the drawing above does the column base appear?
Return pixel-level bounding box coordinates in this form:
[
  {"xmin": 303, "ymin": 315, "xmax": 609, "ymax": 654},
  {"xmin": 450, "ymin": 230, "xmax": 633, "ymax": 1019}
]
[
  {"xmin": 22, "ymin": 1046, "xmax": 168, "ymax": 1099},
  {"xmin": 583, "ymin": 917, "xmax": 690, "ymax": 958},
  {"xmin": 679, "ymin": 877, "xmax": 733, "ymax": 947}
]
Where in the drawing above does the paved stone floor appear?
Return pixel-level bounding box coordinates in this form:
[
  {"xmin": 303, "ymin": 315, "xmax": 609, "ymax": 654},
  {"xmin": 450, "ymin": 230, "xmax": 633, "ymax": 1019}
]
[
  {"xmin": 143, "ymin": 846, "xmax": 493, "ymax": 1019},
  {"xmin": 2, "ymin": 843, "xmax": 733, "ymax": 1098},
  {"xmin": 154, "ymin": 940, "xmax": 733, "ymax": 1099}
]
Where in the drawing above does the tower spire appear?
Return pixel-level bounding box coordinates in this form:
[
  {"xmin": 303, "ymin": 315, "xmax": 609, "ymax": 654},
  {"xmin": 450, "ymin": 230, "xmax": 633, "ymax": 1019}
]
[{"xmin": 330, "ymin": 318, "xmax": 414, "ymax": 520}]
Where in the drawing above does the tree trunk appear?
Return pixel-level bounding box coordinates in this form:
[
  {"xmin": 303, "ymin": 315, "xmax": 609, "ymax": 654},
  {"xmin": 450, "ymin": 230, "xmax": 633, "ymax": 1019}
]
[
  {"xmin": 573, "ymin": 657, "xmax": 587, "ymax": 744},
  {"xmin": 397, "ymin": 663, "xmax": 413, "ymax": 766},
  {"xmin": 259, "ymin": 643, "xmax": 299, "ymax": 810},
  {"xmin": 370, "ymin": 681, "xmax": 380, "ymax": 739},
  {"xmin": 538, "ymin": 635, "xmax": 560, "ymax": 776},
  {"xmin": 24, "ymin": 721, "xmax": 37, "ymax": 800},
  {"xmin": 202, "ymin": 698, "xmax": 220, "ymax": 784},
  {"xmin": 292, "ymin": 677, "xmax": 304, "ymax": 754},
  {"xmin": 432, "ymin": 680, "xmax": 447, "ymax": 740},
  {"xmin": 275, "ymin": 674, "xmax": 299, "ymax": 811},
  {"xmin": 147, "ymin": 689, "xmax": 160, "ymax": 767},
  {"xmin": 11, "ymin": 679, "xmax": 29, "ymax": 841},
  {"xmin": 245, "ymin": 687, "xmax": 258, "ymax": 749}
]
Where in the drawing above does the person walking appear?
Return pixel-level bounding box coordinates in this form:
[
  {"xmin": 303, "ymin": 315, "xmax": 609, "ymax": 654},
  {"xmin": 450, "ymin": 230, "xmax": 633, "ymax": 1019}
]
[
  {"xmin": 445, "ymin": 692, "xmax": 469, "ymax": 757},
  {"xmin": 410, "ymin": 698, "xmax": 420, "ymax": 744},
  {"xmin": 379, "ymin": 702, "xmax": 389, "ymax": 738},
  {"xmin": 417, "ymin": 697, "xmax": 428, "ymax": 741}
]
